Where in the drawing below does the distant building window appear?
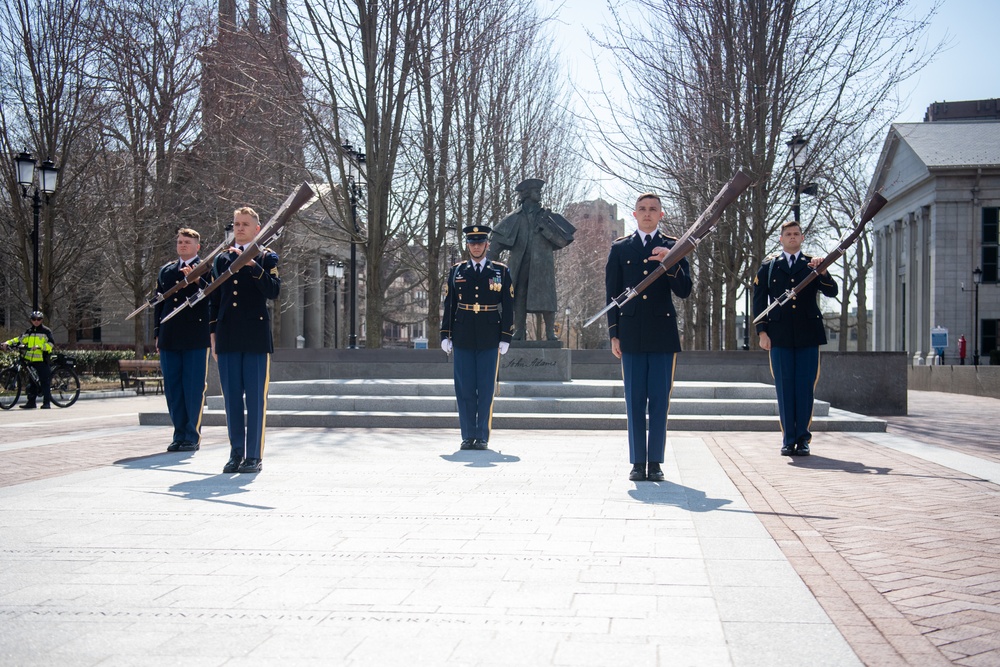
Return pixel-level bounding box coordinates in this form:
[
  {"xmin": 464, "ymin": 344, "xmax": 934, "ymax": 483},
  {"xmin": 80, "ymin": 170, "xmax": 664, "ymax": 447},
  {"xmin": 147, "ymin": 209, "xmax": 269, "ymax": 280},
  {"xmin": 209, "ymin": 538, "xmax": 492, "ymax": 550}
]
[
  {"xmin": 984, "ymin": 207, "xmax": 999, "ymax": 283},
  {"xmin": 983, "ymin": 319, "xmax": 998, "ymax": 360}
]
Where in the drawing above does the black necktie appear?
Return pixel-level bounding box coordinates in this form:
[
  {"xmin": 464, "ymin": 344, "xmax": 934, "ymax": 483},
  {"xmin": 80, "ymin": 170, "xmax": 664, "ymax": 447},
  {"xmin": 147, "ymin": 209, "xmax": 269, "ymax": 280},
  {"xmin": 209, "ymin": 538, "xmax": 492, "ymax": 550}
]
[
  {"xmin": 475, "ymin": 264, "xmax": 481, "ymax": 274},
  {"xmin": 644, "ymin": 234, "xmax": 651, "ymax": 246}
]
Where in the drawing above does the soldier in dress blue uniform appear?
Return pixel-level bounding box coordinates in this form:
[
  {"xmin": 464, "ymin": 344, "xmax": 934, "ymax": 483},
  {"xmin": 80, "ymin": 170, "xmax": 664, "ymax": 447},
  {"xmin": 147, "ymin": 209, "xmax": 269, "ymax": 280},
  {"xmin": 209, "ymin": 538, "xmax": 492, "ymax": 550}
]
[
  {"xmin": 155, "ymin": 228, "xmax": 210, "ymax": 452},
  {"xmin": 752, "ymin": 220, "xmax": 838, "ymax": 457},
  {"xmin": 441, "ymin": 225, "xmax": 514, "ymax": 450},
  {"xmin": 605, "ymin": 193, "xmax": 692, "ymax": 482},
  {"xmin": 210, "ymin": 207, "xmax": 281, "ymax": 474}
]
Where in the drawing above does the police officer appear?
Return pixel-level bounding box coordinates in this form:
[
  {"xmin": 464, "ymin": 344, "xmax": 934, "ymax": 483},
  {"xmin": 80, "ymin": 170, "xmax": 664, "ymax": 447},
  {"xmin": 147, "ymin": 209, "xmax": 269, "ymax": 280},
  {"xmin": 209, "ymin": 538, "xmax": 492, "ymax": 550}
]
[
  {"xmin": 210, "ymin": 206, "xmax": 280, "ymax": 474},
  {"xmin": 605, "ymin": 193, "xmax": 692, "ymax": 482},
  {"xmin": 2, "ymin": 311, "xmax": 55, "ymax": 409},
  {"xmin": 441, "ymin": 225, "xmax": 514, "ymax": 450},
  {"xmin": 752, "ymin": 220, "xmax": 838, "ymax": 457},
  {"xmin": 155, "ymin": 228, "xmax": 210, "ymax": 452}
]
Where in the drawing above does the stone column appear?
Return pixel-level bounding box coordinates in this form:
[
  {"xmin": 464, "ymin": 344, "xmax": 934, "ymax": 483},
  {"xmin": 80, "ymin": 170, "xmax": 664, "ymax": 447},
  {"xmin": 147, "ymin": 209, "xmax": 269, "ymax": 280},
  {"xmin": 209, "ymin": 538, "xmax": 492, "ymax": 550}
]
[
  {"xmin": 279, "ymin": 256, "xmax": 301, "ymax": 348},
  {"xmin": 304, "ymin": 258, "xmax": 323, "ymax": 348}
]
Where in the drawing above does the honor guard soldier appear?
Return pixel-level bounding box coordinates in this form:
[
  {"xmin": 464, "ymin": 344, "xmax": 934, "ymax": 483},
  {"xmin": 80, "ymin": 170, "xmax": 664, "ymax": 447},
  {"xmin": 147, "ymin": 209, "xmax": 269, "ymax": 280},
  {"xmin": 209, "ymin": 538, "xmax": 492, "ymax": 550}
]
[
  {"xmin": 155, "ymin": 228, "xmax": 210, "ymax": 453},
  {"xmin": 441, "ymin": 224, "xmax": 514, "ymax": 450},
  {"xmin": 753, "ymin": 220, "xmax": 838, "ymax": 457},
  {"xmin": 605, "ymin": 193, "xmax": 692, "ymax": 482},
  {"xmin": 210, "ymin": 207, "xmax": 281, "ymax": 474}
]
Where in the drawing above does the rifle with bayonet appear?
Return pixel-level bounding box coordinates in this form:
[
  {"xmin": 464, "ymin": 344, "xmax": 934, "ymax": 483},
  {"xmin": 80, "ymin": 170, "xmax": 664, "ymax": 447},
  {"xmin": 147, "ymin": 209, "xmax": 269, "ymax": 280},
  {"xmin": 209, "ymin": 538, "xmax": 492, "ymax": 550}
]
[
  {"xmin": 160, "ymin": 182, "xmax": 318, "ymax": 324},
  {"xmin": 125, "ymin": 225, "xmax": 235, "ymax": 321},
  {"xmin": 584, "ymin": 169, "xmax": 753, "ymax": 328},
  {"xmin": 753, "ymin": 191, "xmax": 888, "ymax": 325}
]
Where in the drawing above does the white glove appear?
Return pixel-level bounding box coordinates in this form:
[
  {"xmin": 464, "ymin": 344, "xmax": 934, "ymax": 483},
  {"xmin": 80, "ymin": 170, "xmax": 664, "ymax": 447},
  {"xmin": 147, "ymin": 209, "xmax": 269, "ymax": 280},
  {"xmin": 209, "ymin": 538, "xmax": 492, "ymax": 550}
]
[
  {"xmin": 441, "ymin": 339, "xmax": 453, "ymax": 354},
  {"xmin": 499, "ymin": 341, "xmax": 510, "ymax": 355}
]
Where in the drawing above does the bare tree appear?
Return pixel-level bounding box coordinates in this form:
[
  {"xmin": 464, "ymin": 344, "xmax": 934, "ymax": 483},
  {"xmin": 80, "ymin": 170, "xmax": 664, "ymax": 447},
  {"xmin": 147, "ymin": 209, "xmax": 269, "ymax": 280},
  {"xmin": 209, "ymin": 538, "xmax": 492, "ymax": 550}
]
[
  {"xmin": 0, "ymin": 0, "xmax": 103, "ymax": 336},
  {"xmin": 290, "ymin": 0, "xmax": 429, "ymax": 348},
  {"xmin": 591, "ymin": 0, "xmax": 941, "ymax": 349},
  {"xmin": 89, "ymin": 0, "xmax": 210, "ymax": 356}
]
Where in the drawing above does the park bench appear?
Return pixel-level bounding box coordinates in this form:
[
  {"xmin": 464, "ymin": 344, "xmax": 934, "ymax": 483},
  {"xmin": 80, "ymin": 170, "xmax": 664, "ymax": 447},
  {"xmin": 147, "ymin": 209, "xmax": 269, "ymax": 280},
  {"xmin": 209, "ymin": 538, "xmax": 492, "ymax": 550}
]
[{"xmin": 118, "ymin": 359, "xmax": 164, "ymax": 395}]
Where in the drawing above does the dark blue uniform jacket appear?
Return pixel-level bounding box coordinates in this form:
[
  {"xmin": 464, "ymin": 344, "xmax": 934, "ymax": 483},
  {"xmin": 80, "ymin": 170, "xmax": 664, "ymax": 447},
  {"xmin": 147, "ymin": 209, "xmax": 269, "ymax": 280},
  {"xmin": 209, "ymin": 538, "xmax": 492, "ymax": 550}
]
[
  {"xmin": 155, "ymin": 258, "xmax": 211, "ymax": 350},
  {"xmin": 441, "ymin": 259, "xmax": 515, "ymax": 350},
  {"xmin": 209, "ymin": 249, "xmax": 281, "ymax": 354},
  {"xmin": 605, "ymin": 231, "xmax": 692, "ymax": 353},
  {"xmin": 752, "ymin": 254, "xmax": 838, "ymax": 348}
]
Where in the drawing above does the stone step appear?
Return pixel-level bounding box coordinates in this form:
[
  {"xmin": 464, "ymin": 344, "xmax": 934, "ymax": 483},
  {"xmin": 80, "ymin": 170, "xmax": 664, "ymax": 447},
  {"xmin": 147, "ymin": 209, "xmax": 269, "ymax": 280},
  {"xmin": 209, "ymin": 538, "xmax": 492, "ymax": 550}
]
[
  {"xmin": 264, "ymin": 379, "xmax": 782, "ymax": 400},
  {"xmin": 208, "ymin": 395, "xmax": 830, "ymax": 417},
  {"xmin": 139, "ymin": 407, "xmax": 883, "ymax": 431},
  {"xmin": 139, "ymin": 378, "xmax": 885, "ymax": 431}
]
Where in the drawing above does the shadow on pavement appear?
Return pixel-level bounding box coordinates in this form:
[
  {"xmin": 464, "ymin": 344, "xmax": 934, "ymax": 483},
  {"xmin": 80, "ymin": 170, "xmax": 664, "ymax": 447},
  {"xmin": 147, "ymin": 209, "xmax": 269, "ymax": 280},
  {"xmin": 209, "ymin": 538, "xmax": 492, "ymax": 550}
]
[
  {"xmin": 786, "ymin": 455, "xmax": 892, "ymax": 475},
  {"xmin": 788, "ymin": 455, "xmax": 985, "ymax": 482},
  {"xmin": 114, "ymin": 451, "xmax": 199, "ymax": 470},
  {"xmin": 440, "ymin": 450, "xmax": 521, "ymax": 468},
  {"xmin": 158, "ymin": 474, "xmax": 274, "ymax": 510},
  {"xmin": 629, "ymin": 480, "xmax": 838, "ymax": 520},
  {"xmin": 628, "ymin": 480, "xmax": 733, "ymax": 512}
]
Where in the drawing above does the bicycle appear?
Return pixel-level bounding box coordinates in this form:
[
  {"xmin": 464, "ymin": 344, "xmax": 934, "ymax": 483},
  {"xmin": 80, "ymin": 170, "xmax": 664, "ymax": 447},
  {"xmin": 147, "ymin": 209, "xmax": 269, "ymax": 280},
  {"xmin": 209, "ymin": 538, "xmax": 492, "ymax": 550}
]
[{"xmin": 0, "ymin": 344, "xmax": 80, "ymax": 409}]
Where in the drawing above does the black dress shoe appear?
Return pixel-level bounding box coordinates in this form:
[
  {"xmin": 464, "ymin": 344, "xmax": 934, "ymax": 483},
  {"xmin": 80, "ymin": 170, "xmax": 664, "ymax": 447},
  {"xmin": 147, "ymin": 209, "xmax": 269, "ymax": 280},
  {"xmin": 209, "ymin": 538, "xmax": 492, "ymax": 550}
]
[
  {"xmin": 793, "ymin": 441, "xmax": 810, "ymax": 456},
  {"xmin": 473, "ymin": 439, "xmax": 488, "ymax": 450},
  {"xmin": 223, "ymin": 456, "xmax": 243, "ymax": 473},
  {"xmin": 18, "ymin": 403, "xmax": 36, "ymax": 410},
  {"xmin": 647, "ymin": 463, "xmax": 665, "ymax": 482},
  {"xmin": 628, "ymin": 464, "xmax": 646, "ymax": 481},
  {"xmin": 40, "ymin": 404, "xmax": 51, "ymax": 409},
  {"xmin": 238, "ymin": 458, "xmax": 262, "ymax": 473},
  {"xmin": 460, "ymin": 439, "xmax": 475, "ymax": 450},
  {"xmin": 176, "ymin": 442, "xmax": 200, "ymax": 452},
  {"xmin": 167, "ymin": 441, "xmax": 183, "ymax": 452},
  {"xmin": 780, "ymin": 445, "xmax": 794, "ymax": 456}
]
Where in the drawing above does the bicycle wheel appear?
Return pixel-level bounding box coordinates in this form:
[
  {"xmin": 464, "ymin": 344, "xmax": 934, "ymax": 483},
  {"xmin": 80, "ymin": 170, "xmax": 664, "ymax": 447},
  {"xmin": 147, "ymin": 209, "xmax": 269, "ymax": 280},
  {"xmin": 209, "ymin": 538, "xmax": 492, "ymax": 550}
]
[
  {"xmin": 49, "ymin": 367, "xmax": 80, "ymax": 408},
  {"xmin": 0, "ymin": 367, "xmax": 20, "ymax": 410}
]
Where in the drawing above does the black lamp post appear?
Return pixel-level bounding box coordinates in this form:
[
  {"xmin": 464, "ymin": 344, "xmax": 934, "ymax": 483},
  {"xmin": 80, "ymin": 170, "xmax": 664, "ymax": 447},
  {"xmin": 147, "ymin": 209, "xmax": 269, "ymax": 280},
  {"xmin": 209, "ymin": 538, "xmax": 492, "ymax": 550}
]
[
  {"xmin": 341, "ymin": 141, "xmax": 365, "ymax": 349},
  {"xmin": 14, "ymin": 151, "xmax": 59, "ymax": 312},
  {"xmin": 973, "ymin": 266, "xmax": 982, "ymax": 366},
  {"xmin": 786, "ymin": 132, "xmax": 820, "ymax": 223},
  {"xmin": 327, "ymin": 260, "xmax": 344, "ymax": 348}
]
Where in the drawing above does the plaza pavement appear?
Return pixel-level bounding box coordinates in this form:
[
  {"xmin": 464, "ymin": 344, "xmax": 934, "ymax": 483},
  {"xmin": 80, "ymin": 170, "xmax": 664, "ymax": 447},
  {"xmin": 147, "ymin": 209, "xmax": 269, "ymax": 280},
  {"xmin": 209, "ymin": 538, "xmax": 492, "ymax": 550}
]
[{"xmin": 0, "ymin": 390, "xmax": 998, "ymax": 666}]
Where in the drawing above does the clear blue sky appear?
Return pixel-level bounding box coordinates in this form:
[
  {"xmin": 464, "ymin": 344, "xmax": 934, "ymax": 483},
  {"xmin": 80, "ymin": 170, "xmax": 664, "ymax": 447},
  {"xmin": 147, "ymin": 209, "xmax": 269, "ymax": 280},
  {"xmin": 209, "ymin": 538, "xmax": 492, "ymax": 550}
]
[
  {"xmin": 552, "ymin": 0, "xmax": 1000, "ymax": 203},
  {"xmin": 895, "ymin": 0, "xmax": 1000, "ymax": 122}
]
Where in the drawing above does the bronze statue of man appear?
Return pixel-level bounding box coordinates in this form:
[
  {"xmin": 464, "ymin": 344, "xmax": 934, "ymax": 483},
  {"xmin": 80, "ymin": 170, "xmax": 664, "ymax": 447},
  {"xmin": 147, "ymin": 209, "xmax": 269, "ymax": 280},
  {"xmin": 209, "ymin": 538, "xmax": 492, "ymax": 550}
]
[{"xmin": 488, "ymin": 178, "xmax": 575, "ymax": 340}]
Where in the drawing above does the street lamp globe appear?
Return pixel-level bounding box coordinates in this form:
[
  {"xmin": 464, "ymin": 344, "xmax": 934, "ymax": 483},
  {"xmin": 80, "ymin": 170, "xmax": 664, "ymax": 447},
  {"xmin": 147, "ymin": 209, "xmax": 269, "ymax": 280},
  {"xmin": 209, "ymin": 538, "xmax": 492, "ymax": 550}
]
[
  {"xmin": 787, "ymin": 132, "xmax": 808, "ymax": 170},
  {"xmin": 15, "ymin": 151, "xmax": 35, "ymax": 189},
  {"xmin": 39, "ymin": 160, "xmax": 59, "ymax": 194}
]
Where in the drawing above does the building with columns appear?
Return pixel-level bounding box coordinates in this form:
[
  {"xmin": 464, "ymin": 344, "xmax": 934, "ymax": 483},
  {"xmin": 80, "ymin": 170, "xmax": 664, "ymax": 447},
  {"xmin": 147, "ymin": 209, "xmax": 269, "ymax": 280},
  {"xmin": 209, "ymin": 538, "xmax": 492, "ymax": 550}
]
[{"xmin": 868, "ymin": 100, "xmax": 1000, "ymax": 363}]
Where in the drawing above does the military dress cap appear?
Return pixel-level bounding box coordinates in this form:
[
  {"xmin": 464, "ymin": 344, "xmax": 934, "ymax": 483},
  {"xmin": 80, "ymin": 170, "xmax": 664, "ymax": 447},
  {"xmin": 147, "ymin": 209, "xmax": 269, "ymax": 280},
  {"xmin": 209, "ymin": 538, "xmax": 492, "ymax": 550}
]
[
  {"xmin": 515, "ymin": 178, "xmax": 545, "ymax": 193},
  {"xmin": 463, "ymin": 225, "xmax": 491, "ymax": 242}
]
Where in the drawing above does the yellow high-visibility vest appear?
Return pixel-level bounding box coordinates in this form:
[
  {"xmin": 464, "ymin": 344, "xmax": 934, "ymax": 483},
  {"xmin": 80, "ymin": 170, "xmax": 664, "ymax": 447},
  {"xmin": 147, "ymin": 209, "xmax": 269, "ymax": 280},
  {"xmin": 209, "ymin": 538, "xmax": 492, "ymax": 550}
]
[{"xmin": 3, "ymin": 332, "xmax": 53, "ymax": 363}]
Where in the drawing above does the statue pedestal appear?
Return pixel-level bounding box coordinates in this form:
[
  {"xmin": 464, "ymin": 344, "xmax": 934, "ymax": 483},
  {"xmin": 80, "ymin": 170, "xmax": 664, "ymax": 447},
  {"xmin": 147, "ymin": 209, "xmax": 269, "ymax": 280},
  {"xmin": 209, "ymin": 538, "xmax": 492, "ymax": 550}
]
[{"xmin": 499, "ymin": 342, "xmax": 570, "ymax": 381}]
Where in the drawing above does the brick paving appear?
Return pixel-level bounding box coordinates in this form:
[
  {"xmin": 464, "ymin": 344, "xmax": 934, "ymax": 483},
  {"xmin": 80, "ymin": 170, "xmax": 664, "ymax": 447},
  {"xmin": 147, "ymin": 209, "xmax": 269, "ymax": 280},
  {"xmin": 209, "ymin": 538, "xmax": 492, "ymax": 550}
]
[
  {"xmin": 2, "ymin": 390, "xmax": 1000, "ymax": 665},
  {"xmin": 704, "ymin": 389, "xmax": 1000, "ymax": 667}
]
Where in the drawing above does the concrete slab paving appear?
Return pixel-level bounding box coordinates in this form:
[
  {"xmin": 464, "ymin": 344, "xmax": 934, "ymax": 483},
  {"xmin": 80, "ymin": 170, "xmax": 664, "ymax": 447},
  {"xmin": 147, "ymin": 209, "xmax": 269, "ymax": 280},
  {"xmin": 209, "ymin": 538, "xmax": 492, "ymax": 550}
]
[
  {"xmin": 0, "ymin": 416, "xmax": 860, "ymax": 666},
  {"xmin": 5, "ymin": 390, "xmax": 1000, "ymax": 665}
]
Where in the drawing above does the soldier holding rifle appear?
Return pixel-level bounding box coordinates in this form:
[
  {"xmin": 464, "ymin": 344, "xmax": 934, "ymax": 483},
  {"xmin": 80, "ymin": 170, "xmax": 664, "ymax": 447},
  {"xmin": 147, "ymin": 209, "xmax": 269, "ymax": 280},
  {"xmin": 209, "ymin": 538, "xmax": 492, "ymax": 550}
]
[
  {"xmin": 605, "ymin": 193, "xmax": 692, "ymax": 482},
  {"xmin": 752, "ymin": 220, "xmax": 837, "ymax": 457},
  {"xmin": 155, "ymin": 228, "xmax": 210, "ymax": 452},
  {"xmin": 210, "ymin": 207, "xmax": 281, "ymax": 474}
]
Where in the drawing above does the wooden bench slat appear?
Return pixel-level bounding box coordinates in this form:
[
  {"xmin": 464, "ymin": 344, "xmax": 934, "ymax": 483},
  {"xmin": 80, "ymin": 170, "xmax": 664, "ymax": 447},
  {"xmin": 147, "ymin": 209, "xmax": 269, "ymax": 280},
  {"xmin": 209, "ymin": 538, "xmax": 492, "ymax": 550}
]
[{"xmin": 118, "ymin": 359, "xmax": 164, "ymax": 395}]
